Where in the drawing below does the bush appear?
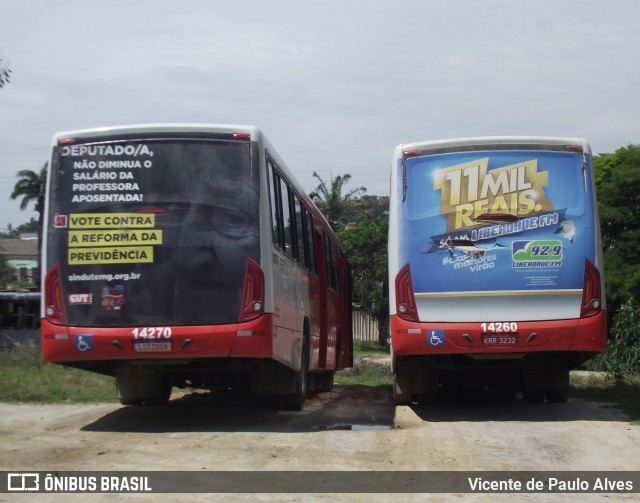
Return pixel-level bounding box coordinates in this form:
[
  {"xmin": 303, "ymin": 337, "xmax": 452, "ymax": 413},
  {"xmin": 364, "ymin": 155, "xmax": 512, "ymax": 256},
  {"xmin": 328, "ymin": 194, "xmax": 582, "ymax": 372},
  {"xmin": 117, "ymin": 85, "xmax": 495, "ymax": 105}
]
[
  {"xmin": 353, "ymin": 339, "xmax": 389, "ymax": 353},
  {"xmin": 601, "ymin": 298, "xmax": 640, "ymax": 380}
]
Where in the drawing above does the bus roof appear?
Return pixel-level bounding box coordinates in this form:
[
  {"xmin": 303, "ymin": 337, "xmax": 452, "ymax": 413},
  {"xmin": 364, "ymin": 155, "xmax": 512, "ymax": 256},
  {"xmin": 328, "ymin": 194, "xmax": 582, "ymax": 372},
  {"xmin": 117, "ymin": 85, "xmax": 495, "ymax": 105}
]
[
  {"xmin": 394, "ymin": 136, "xmax": 589, "ymax": 156},
  {"xmin": 51, "ymin": 123, "xmax": 262, "ymax": 144}
]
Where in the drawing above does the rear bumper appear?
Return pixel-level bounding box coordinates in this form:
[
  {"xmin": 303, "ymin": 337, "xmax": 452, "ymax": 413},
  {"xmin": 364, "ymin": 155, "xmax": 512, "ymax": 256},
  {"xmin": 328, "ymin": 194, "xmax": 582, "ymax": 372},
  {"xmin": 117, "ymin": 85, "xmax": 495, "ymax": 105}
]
[
  {"xmin": 390, "ymin": 311, "xmax": 607, "ymax": 358},
  {"xmin": 41, "ymin": 315, "xmax": 274, "ymax": 364}
]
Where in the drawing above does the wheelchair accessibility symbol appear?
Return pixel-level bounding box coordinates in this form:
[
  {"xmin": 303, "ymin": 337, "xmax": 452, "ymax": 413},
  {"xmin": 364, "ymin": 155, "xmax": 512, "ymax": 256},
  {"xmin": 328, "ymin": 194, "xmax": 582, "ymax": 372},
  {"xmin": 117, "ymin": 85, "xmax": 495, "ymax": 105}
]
[
  {"xmin": 75, "ymin": 334, "xmax": 94, "ymax": 353},
  {"xmin": 427, "ymin": 329, "xmax": 446, "ymax": 347}
]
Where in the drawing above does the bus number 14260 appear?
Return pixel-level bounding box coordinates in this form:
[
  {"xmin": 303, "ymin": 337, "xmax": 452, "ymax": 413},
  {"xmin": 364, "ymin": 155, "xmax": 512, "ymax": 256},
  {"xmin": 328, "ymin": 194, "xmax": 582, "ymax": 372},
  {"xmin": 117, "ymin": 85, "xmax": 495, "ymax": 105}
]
[{"xmin": 480, "ymin": 322, "xmax": 518, "ymax": 333}]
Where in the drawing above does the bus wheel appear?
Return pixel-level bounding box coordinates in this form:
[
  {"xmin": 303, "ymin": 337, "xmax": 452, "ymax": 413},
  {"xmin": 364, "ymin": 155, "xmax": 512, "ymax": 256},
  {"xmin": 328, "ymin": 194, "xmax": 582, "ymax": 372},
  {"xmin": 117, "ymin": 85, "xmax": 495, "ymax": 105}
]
[
  {"xmin": 116, "ymin": 373, "xmax": 171, "ymax": 406},
  {"xmin": 393, "ymin": 373, "xmax": 412, "ymax": 406},
  {"xmin": 416, "ymin": 369, "xmax": 439, "ymax": 405},
  {"xmin": 546, "ymin": 370, "xmax": 570, "ymax": 403},
  {"xmin": 417, "ymin": 385, "xmax": 438, "ymax": 404},
  {"xmin": 394, "ymin": 370, "xmax": 438, "ymax": 405},
  {"xmin": 317, "ymin": 371, "xmax": 335, "ymax": 392},
  {"xmin": 118, "ymin": 396, "xmax": 144, "ymax": 406},
  {"xmin": 522, "ymin": 369, "xmax": 546, "ymax": 403},
  {"xmin": 281, "ymin": 336, "xmax": 310, "ymax": 411},
  {"xmin": 144, "ymin": 379, "xmax": 172, "ymax": 406}
]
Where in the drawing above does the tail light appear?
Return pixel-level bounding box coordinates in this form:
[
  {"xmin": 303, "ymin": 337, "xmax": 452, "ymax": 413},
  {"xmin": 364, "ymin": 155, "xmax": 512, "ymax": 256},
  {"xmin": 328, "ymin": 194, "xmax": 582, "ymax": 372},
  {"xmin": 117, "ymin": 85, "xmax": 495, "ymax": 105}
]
[
  {"xmin": 581, "ymin": 259, "xmax": 602, "ymax": 318},
  {"xmin": 395, "ymin": 263, "xmax": 419, "ymax": 322},
  {"xmin": 44, "ymin": 263, "xmax": 66, "ymax": 325},
  {"xmin": 239, "ymin": 258, "xmax": 264, "ymax": 322}
]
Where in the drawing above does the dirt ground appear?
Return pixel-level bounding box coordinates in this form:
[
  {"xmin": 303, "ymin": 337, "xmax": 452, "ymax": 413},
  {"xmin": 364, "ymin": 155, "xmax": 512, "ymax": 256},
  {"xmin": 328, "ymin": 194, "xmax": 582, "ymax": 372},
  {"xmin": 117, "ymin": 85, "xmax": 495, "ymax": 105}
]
[{"xmin": 1, "ymin": 378, "xmax": 639, "ymax": 503}]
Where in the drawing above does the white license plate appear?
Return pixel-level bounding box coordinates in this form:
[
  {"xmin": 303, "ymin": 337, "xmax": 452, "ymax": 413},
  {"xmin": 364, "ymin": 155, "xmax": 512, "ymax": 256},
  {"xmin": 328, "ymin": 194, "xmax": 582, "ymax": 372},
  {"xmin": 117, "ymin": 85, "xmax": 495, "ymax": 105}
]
[{"xmin": 133, "ymin": 341, "xmax": 172, "ymax": 352}]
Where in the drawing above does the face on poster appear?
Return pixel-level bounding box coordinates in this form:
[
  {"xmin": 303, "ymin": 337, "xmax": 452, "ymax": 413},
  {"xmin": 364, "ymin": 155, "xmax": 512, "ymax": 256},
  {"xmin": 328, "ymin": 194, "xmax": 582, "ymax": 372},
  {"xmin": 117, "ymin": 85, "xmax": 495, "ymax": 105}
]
[{"xmin": 48, "ymin": 138, "xmax": 260, "ymax": 326}]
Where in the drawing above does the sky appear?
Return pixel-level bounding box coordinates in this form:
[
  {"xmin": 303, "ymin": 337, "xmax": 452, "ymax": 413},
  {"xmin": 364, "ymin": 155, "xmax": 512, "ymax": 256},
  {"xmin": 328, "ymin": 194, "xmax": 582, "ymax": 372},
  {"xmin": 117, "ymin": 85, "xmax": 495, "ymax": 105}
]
[{"xmin": 1, "ymin": 0, "xmax": 639, "ymax": 231}]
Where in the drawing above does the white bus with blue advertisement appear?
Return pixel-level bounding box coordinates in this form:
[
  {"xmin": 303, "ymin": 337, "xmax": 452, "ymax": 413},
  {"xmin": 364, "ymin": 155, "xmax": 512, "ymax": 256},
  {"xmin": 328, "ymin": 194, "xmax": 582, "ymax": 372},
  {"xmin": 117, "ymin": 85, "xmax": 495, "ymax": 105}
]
[{"xmin": 388, "ymin": 137, "xmax": 606, "ymax": 404}]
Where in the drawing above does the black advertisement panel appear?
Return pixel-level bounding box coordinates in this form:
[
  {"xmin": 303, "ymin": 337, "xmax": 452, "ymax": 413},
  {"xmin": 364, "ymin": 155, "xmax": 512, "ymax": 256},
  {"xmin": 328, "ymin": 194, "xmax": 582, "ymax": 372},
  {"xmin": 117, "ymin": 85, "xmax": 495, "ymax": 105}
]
[{"xmin": 47, "ymin": 137, "xmax": 260, "ymax": 326}]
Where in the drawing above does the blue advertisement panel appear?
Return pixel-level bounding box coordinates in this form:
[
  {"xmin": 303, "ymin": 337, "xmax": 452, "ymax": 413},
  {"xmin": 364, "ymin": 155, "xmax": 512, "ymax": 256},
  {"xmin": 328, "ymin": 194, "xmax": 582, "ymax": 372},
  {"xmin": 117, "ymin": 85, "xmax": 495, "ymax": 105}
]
[{"xmin": 398, "ymin": 150, "xmax": 595, "ymax": 294}]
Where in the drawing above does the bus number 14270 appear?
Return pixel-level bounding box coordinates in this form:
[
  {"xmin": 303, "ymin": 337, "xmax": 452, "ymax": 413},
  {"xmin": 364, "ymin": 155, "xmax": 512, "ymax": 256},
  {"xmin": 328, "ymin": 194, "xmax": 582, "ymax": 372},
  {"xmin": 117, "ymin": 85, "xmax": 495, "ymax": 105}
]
[{"xmin": 132, "ymin": 327, "xmax": 172, "ymax": 339}]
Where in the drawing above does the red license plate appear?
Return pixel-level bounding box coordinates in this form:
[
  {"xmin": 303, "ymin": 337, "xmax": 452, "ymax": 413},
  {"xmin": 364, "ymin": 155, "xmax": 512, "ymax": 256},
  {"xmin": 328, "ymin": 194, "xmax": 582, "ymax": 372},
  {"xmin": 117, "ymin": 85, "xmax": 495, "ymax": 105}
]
[{"xmin": 481, "ymin": 333, "xmax": 519, "ymax": 346}]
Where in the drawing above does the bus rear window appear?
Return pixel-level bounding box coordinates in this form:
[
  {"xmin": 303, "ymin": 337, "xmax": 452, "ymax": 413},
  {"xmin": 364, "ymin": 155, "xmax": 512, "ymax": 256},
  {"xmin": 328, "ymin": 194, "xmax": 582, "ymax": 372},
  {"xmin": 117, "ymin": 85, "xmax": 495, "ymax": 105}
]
[{"xmin": 46, "ymin": 138, "xmax": 260, "ymax": 326}]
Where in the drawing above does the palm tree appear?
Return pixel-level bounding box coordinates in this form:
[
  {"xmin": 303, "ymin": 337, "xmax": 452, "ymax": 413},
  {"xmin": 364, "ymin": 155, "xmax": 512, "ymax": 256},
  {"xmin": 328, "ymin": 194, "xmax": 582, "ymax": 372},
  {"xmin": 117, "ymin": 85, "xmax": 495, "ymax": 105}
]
[
  {"xmin": 309, "ymin": 171, "xmax": 366, "ymax": 231},
  {"xmin": 0, "ymin": 255, "xmax": 12, "ymax": 289},
  {"xmin": 0, "ymin": 58, "xmax": 11, "ymax": 88},
  {"xmin": 11, "ymin": 163, "xmax": 48, "ymax": 281}
]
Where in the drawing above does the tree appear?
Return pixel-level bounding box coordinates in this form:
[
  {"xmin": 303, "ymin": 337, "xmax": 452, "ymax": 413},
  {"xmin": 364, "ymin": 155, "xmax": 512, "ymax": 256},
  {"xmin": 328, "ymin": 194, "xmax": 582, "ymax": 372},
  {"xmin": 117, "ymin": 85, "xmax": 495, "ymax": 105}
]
[
  {"xmin": 1, "ymin": 220, "xmax": 37, "ymax": 239},
  {"xmin": 10, "ymin": 163, "xmax": 48, "ymax": 278},
  {"xmin": 600, "ymin": 299, "xmax": 640, "ymax": 379},
  {"xmin": 11, "ymin": 163, "xmax": 47, "ymax": 218},
  {"xmin": 0, "ymin": 255, "xmax": 13, "ymax": 289},
  {"xmin": 338, "ymin": 196, "xmax": 390, "ymax": 345},
  {"xmin": 593, "ymin": 145, "xmax": 640, "ymax": 314},
  {"xmin": 309, "ymin": 171, "xmax": 366, "ymax": 231},
  {"xmin": 0, "ymin": 58, "xmax": 11, "ymax": 88}
]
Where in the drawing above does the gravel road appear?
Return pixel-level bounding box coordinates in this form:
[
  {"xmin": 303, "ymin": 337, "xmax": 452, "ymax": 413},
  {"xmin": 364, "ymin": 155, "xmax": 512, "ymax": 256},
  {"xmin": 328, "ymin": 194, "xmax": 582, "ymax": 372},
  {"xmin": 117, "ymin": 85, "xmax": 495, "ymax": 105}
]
[{"xmin": 1, "ymin": 380, "xmax": 639, "ymax": 503}]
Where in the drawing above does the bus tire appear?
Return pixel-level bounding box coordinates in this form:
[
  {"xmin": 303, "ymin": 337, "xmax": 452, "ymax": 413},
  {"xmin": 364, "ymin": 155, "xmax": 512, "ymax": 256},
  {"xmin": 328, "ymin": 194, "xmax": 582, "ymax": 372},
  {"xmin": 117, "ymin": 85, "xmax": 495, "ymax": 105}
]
[
  {"xmin": 546, "ymin": 370, "xmax": 570, "ymax": 403},
  {"xmin": 116, "ymin": 373, "xmax": 171, "ymax": 406},
  {"xmin": 119, "ymin": 396, "xmax": 144, "ymax": 406},
  {"xmin": 417, "ymin": 386, "xmax": 438, "ymax": 405},
  {"xmin": 417, "ymin": 369, "xmax": 439, "ymax": 405},
  {"xmin": 143, "ymin": 380, "xmax": 172, "ymax": 406},
  {"xmin": 393, "ymin": 373, "xmax": 412, "ymax": 406},
  {"xmin": 522, "ymin": 369, "xmax": 546, "ymax": 403},
  {"xmin": 281, "ymin": 335, "xmax": 309, "ymax": 411},
  {"xmin": 316, "ymin": 371, "xmax": 335, "ymax": 392}
]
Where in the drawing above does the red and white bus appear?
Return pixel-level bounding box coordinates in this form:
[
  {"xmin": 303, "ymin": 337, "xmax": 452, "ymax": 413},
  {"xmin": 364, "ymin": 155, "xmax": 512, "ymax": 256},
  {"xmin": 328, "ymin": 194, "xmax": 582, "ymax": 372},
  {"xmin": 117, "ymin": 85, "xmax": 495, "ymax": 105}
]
[
  {"xmin": 389, "ymin": 137, "xmax": 606, "ymax": 404},
  {"xmin": 41, "ymin": 124, "xmax": 352, "ymax": 409}
]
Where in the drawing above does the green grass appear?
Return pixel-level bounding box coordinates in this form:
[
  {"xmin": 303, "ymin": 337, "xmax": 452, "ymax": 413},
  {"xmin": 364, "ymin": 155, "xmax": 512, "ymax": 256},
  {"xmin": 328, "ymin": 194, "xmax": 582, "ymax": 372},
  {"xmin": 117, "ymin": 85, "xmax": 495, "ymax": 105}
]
[
  {"xmin": 0, "ymin": 345, "xmax": 394, "ymax": 403},
  {"xmin": 336, "ymin": 357, "xmax": 393, "ymax": 387},
  {"xmin": 0, "ymin": 352, "xmax": 116, "ymax": 403},
  {"xmin": 336, "ymin": 341, "xmax": 392, "ymax": 386},
  {"xmin": 570, "ymin": 372, "xmax": 640, "ymax": 425},
  {"xmin": 352, "ymin": 340, "xmax": 389, "ymax": 352}
]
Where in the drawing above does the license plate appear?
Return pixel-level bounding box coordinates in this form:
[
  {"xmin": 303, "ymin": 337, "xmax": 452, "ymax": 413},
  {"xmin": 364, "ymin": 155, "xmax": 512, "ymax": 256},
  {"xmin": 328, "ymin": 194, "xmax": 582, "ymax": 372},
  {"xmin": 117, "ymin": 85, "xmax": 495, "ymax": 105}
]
[
  {"xmin": 133, "ymin": 340, "xmax": 172, "ymax": 352},
  {"xmin": 481, "ymin": 333, "xmax": 519, "ymax": 346}
]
